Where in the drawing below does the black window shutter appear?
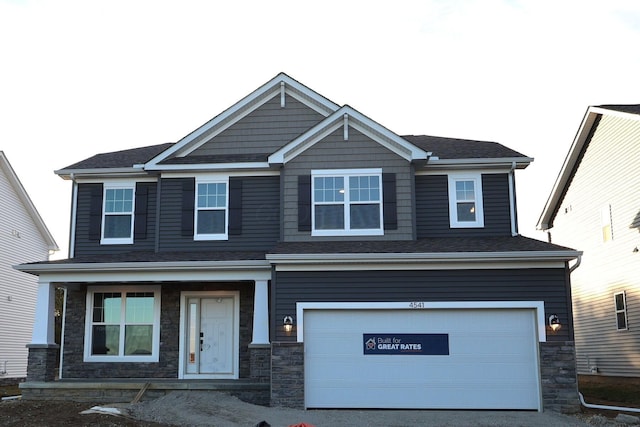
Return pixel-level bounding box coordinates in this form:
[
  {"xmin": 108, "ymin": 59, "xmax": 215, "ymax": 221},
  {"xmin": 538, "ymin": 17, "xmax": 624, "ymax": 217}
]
[
  {"xmin": 88, "ymin": 184, "xmax": 103, "ymax": 241},
  {"xmin": 383, "ymin": 173, "xmax": 397, "ymax": 230},
  {"xmin": 134, "ymin": 184, "xmax": 148, "ymax": 240},
  {"xmin": 181, "ymin": 179, "xmax": 195, "ymax": 237},
  {"xmin": 298, "ymin": 175, "xmax": 311, "ymax": 231},
  {"xmin": 228, "ymin": 179, "xmax": 242, "ymax": 235}
]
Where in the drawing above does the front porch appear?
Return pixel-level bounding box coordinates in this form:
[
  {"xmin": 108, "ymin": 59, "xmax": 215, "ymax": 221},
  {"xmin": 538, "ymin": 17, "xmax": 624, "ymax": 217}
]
[{"xmin": 20, "ymin": 378, "xmax": 270, "ymax": 405}]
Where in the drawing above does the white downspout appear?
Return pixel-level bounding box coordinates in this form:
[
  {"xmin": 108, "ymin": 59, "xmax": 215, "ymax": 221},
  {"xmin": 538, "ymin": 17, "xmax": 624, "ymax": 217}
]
[
  {"xmin": 570, "ymin": 254, "xmax": 582, "ymax": 273},
  {"xmin": 508, "ymin": 161, "xmax": 517, "ymax": 236},
  {"xmin": 69, "ymin": 174, "xmax": 78, "ymax": 258},
  {"xmin": 579, "ymin": 392, "xmax": 640, "ymax": 413}
]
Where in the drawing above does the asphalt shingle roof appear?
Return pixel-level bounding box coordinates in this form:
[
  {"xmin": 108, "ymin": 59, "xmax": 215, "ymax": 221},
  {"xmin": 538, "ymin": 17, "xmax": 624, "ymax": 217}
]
[
  {"xmin": 269, "ymin": 235, "xmax": 573, "ymax": 255},
  {"xmin": 60, "ymin": 135, "xmax": 529, "ymax": 171},
  {"xmin": 402, "ymin": 135, "xmax": 528, "ymax": 159},
  {"xmin": 22, "ymin": 236, "xmax": 575, "ymax": 267},
  {"xmin": 597, "ymin": 104, "xmax": 640, "ymax": 115},
  {"xmin": 60, "ymin": 142, "xmax": 174, "ymax": 170}
]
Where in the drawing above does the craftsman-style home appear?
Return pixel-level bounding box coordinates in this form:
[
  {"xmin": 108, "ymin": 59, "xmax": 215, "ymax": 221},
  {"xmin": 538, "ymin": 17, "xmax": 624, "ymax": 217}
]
[{"xmin": 18, "ymin": 73, "xmax": 580, "ymax": 412}]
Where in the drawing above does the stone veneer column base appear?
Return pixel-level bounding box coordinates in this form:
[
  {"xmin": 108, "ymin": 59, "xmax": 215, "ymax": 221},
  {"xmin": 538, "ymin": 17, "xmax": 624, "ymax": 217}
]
[
  {"xmin": 270, "ymin": 342, "xmax": 304, "ymax": 408},
  {"xmin": 26, "ymin": 344, "xmax": 59, "ymax": 382},
  {"xmin": 540, "ymin": 341, "xmax": 580, "ymax": 413},
  {"xmin": 249, "ymin": 343, "xmax": 271, "ymax": 383}
]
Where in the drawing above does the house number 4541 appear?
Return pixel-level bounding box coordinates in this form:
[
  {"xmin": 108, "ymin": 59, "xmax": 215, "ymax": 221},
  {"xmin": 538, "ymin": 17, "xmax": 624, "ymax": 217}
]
[{"xmin": 408, "ymin": 302, "xmax": 425, "ymax": 309}]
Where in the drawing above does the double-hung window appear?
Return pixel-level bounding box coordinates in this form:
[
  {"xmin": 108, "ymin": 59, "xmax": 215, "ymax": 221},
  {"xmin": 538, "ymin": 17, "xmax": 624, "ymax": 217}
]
[
  {"xmin": 195, "ymin": 177, "xmax": 228, "ymax": 240},
  {"xmin": 102, "ymin": 183, "xmax": 135, "ymax": 244},
  {"xmin": 312, "ymin": 169, "xmax": 383, "ymax": 236},
  {"xmin": 614, "ymin": 291, "xmax": 628, "ymax": 331},
  {"xmin": 448, "ymin": 173, "xmax": 484, "ymax": 228},
  {"xmin": 85, "ymin": 286, "xmax": 160, "ymax": 362}
]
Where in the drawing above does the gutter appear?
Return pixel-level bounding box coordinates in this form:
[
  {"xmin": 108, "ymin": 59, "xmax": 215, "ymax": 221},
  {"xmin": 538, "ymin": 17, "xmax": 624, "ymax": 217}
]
[{"xmin": 579, "ymin": 392, "xmax": 640, "ymax": 414}]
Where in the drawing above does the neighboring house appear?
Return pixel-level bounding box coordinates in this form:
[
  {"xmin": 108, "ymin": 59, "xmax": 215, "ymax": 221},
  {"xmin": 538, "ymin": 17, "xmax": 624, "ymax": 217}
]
[
  {"xmin": 0, "ymin": 151, "xmax": 58, "ymax": 382},
  {"xmin": 538, "ymin": 104, "xmax": 640, "ymax": 378},
  {"xmin": 17, "ymin": 73, "xmax": 581, "ymax": 412}
]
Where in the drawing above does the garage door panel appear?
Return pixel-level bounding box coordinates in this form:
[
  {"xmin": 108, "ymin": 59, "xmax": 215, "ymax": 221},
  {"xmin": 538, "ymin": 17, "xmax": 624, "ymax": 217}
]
[{"xmin": 304, "ymin": 308, "xmax": 540, "ymax": 409}]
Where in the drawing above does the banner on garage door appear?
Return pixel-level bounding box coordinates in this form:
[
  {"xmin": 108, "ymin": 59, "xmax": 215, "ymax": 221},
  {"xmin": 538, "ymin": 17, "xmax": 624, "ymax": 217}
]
[{"xmin": 363, "ymin": 333, "xmax": 449, "ymax": 355}]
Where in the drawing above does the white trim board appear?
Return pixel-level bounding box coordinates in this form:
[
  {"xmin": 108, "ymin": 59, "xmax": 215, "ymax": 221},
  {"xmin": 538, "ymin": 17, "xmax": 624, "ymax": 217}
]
[{"xmin": 296, "ymin": 301, "xmax": 548, "ymax": 343}]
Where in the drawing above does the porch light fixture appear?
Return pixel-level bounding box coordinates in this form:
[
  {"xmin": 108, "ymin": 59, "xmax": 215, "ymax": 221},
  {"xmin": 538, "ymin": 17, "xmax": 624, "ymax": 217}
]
[
  {"xmin": 549, "ymin": 314, "xmax": 561, "ymax": 332},
  {"xmin": 283, "ymin": 316, "xmax": 294, "ymax": 334}
]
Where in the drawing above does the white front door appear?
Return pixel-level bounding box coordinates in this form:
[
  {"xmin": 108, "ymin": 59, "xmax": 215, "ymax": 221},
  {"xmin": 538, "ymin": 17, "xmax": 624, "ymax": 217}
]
[
  {"xmin": 181, "ymin": 292, "xmax": 239, "ymax": 379},
  {"xmin": 200, "ymin": 297, "xmax": 234, "ymax": 374}
]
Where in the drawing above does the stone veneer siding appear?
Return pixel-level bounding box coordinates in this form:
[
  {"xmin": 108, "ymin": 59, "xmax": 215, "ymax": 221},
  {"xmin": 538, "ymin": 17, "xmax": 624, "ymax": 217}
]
[
  {"xmin": 25, "ymin": 344, "xmax": 59, "ymax": 382},
  {"xmin": 539, "ymin": 341, "xmax": 580, "ymax": 413},
  {"xmin": 249, "ymin": 344, "xmax": 271, "ymax": 382},
  {"xmin": 60, "ymin": 282, "xmax": 254, "ymax": 379},
  {"xmin": 268, "ymin": 341, "xmax": 580, "ymax": 413},
  {"xmin": 270, "ymin": 342, "xmax": 304, "ymax": 408}
]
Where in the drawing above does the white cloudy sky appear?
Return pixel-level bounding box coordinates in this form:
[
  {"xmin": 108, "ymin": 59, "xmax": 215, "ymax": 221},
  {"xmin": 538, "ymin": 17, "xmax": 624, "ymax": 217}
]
[{"xmin": 1, "ymin": 0, "xmax": 639, "ymax": 258}]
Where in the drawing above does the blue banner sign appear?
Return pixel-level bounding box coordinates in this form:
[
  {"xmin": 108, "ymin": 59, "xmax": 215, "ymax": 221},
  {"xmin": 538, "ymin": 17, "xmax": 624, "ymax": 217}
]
[{"xmin": 363, "ymin": 333, "xmax": 449, "ymax": 355}]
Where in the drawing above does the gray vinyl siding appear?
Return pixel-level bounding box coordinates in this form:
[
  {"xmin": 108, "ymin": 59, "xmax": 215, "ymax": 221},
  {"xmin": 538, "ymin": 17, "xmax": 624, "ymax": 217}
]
[
  {"xmin": 547, "ymin": 113, "xmax": 640, "ymax": 377},
  {"xmin": 282, "ymin": 126, "xmax": 413, "ymax": 241},
  {"xmin": 158, "ymin": 176, "xmax": 280, "ymax": 251},
  {"xmin": 190, "ymin": 94, "xmax": 325, "ymax": 157},
  {"xmin": 74, "ymin": 182, "xmax": 157, "ymax": 255},
  {"xmin": 273, "ymin": 268, "xmax": 571, "ymax": 342},
  {"xmin": 415, "ymin": 173, "xmax": 512, "ymax": 238}
]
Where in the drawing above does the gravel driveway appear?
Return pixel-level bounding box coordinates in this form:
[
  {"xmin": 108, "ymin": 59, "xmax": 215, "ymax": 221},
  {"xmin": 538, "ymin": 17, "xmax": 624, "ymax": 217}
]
[{"xmin": 115, "ymin": 391, "xmax": 593, "ymax": 426}]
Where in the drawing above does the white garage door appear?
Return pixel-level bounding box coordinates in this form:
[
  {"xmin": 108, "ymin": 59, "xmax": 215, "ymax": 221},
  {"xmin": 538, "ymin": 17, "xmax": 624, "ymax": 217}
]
[{"xmin": 304, "ymin": 308, "xmax": 540, "ymax": 410}]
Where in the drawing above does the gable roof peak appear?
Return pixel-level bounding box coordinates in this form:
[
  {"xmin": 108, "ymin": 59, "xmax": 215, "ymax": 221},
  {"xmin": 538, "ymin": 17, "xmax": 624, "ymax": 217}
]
[{"xmin": 144, "ymin": 73, "xmax": 341, "ymax": 170}]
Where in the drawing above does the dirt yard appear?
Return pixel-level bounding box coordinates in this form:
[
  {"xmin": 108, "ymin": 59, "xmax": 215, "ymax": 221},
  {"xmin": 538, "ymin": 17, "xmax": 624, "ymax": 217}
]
[
  {"xmin": 0, "ymin": 390, "xmax": 624, "ymax": 427},
  {"xmin": 2, "ymin": 377, "xmax": 640, "ymax": 427}
]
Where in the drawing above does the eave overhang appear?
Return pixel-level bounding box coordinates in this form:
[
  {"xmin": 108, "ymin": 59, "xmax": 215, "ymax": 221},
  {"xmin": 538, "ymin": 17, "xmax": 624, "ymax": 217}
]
[
  {"xmin": 14, "ymin": 259, "xmax": 272, "ymax": 282},
  {"xmin": 425, "ymin": 157, "xmax": 533, "ymax": 170},
  {"xmin": 55, "ymin": 167, "xmax": 150, "ymax": 180},
  {"xmin": 266, "ymin": 250, "xmax": 581, "ymax": 265}
]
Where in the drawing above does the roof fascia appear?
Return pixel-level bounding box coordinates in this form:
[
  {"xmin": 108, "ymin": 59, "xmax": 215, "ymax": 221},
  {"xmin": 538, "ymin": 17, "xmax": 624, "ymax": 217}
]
[
  {"xmin": 144, "ymin": 73, "xmax": 340, "ymax": 170},
  {"xmin": 14, "ymin": 259, "xmax": 271, "ymax": 281},
  {"xmin": 537, "ymin": 107, "xmax": 600, "ymax": 230},
  {"xmin": 268, "ymin": 105, "xmax": 431, "ymax": 164},
  {"xmin": 55, "ymin": 167, "xmax": 150, "ymax": 180},
  {"xmin": 0, "ymin": 152, "xmax": 59, "ymax": 251},
  {"xmin": 424, "ymin": 158, "xmax": 532, "ymax": 170}
]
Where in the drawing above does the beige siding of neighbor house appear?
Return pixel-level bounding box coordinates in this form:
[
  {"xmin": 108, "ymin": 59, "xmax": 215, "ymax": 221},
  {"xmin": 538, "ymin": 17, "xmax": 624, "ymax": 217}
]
[
  {"xmin": 283, "ymin": 126, "xmax": 413, "ymax": 241},
  {"xmin": 0, "ymin": 166, "xmax": 52, "ymax": 379},
  {"xmin": 550, "ymin": 114, "xmax": 640, "ymax": 377}
]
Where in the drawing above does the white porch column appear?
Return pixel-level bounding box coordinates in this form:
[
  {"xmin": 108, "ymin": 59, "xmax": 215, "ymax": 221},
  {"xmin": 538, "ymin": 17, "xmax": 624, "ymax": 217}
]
[
  {"xmin": 251, "ymin": 280, "xmax": 270, "ymax": 345},
  {"xmin": 31, "ymin": 281, "xmax": 56, "ymax": 345}
]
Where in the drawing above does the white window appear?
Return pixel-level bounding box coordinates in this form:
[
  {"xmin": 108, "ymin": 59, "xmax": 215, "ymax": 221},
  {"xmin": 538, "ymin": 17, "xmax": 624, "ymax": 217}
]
[
  {"xmin": 448, "ymin": 173, "xmax": 484, "ymax": 228},
  {"xmin": 312, "ymin": 169, "xmax": 383, "ymax": 236},
  {"xmin": 84, "ymin": 286, "xmax": 161, "ymax": 362},
  {"xmin": 102, "ymin": 183, "xmax": 135, "ymax": 244},
  {"xmin": 615, "ymin": 291, "xmax": 628, "ymax": 331},
  {"xmin": 601, "ymin": 204, "xmax": 613, "ymax": 242},
  {"xmin": 195, "ymin": 177, "xmax": 228, "ymax": 240}
]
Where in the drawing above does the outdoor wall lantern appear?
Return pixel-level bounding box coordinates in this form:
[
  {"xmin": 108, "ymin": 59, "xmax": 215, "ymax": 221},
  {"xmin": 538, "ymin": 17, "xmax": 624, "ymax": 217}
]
[
  {"xmin": 549, "ymin": 314, "xmax": 561, "ymax": 332},
  {"xmin": 283, "ymin": 316, "xmax": 294, "ymax": 334}
]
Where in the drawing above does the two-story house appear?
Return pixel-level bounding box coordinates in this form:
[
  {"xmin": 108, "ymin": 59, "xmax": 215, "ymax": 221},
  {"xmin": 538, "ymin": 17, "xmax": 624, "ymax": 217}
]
[
  {"xmin": 0, "ymin": 151, "xmax": 58, "ymax": 382},
  {"xmin": 18, "ymin": 73, "xmax": 580, "ymax": 412},
  {"xmin": 538, "ymin": 105, "xmax": 640, "ymax": 379}
]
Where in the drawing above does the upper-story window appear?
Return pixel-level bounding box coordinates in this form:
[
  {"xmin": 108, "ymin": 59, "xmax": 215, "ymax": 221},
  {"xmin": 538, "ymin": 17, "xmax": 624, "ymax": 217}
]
[
  {"xmin": 102, "ymin": 183, "xmax": 135, "ymax": 244},
  {"xmin": 614, "ymin": 291, "xmax": 628, "ymax": 331},
  {"xmin": 448, "ymin": 173, "xmax": 484, "ymax": 228},
  {"xmin": 195, "ymin": 177, "xmax": 229, "ymax": 240},
  {"xmin": 312, "ymin": 169, "xmax": 383, "ymax": 236}
]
